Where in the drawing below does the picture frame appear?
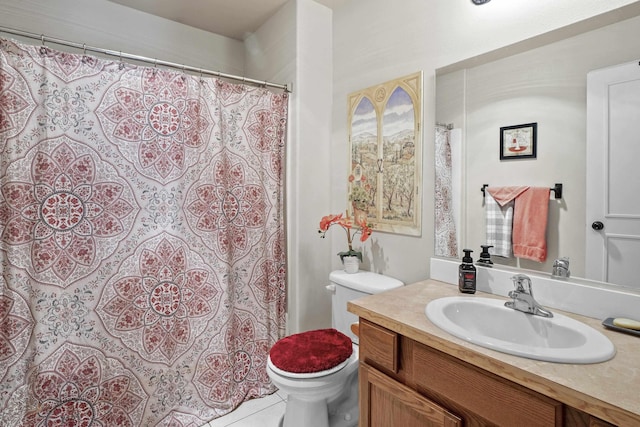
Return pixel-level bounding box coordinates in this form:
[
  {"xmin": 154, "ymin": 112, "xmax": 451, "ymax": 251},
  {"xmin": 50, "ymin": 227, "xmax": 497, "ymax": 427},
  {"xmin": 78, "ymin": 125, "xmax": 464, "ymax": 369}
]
[
  {"xmin": 500, "ymin": 122, "xmax": 537, "ymax": 160},
  {"xmin": 347, "ymin": 71, "xmax": 423, "ymax": 236}
]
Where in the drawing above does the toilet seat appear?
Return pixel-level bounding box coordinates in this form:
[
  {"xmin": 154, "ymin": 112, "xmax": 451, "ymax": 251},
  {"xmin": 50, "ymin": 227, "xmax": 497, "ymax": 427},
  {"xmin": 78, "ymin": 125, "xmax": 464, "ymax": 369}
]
[
  {"xmin": 267, "ymin": 355, "xmax": 351, "ymax": 379},
  {"xmin": 269, "ymin": 328, "xmax": 353, "ymax": 374}
]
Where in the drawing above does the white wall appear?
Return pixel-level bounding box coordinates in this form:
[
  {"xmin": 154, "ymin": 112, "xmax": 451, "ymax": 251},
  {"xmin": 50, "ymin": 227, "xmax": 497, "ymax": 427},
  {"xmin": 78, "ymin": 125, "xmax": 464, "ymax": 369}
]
[
  {"xmin": 331, "ymin": 0, "xmax": 640, "ymax": 288},
  {"xmin": 247, "ymin": 0, "xmax": 334, "ymax": 333},
  {"xmin": 289, "ymin": 1, "xmax": 333, "ymax": 332},
  {"xmin": 0, "ymin": 0, "xmax": 244, "ymax": 74}
]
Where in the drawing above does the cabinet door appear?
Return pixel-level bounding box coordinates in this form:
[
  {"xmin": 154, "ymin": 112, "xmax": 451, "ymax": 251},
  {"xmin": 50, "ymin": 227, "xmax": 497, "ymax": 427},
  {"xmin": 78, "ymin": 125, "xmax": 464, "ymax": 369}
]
[
  {"xmin": 412, "ymin": 342, "xmax": 562, "ymax": 427},
  {"xmin": 360, "ymin": 363, "xmax": 462, "ymax": 427}
]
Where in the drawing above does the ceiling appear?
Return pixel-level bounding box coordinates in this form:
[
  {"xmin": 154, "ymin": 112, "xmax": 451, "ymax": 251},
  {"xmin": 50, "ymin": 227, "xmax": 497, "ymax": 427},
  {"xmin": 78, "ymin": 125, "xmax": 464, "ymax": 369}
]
[{"xmin": 108, "ymin": 0, "xmax": 345, "ymax": 41}]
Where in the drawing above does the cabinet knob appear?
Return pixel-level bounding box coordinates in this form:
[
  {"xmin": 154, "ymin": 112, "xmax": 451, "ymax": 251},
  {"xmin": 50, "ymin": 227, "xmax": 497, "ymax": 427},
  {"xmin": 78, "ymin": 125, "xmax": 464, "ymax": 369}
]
[{"xmin": 592, "ymin": 221, "xmax": 604, "ymax": 231}]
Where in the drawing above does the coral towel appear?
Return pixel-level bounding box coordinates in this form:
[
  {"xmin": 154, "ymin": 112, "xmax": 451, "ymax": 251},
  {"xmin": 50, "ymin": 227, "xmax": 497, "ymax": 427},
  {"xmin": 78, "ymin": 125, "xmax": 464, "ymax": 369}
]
[
  {"xmin": 487, "ymin": 186, "xmax": 529, "ymax": 204},
  {"xmin": 512, "ymin": 187, "xmax": 551, "ymax": 262},
  {"xmin": 269, "ymin": 328, "xmax": 353, "ymax": 373}
]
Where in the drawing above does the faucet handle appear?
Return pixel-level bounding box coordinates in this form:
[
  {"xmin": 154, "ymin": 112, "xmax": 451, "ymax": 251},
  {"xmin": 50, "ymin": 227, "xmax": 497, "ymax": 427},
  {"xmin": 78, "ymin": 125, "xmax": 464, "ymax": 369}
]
[
  {"xmin": 510, "ymin": 274, "xmax": 532, "ymax": 294},
  {"xmin": 552, "ymin": 257, "xmax": 571, "ymax": 278},
  {"xmin": 506, "ymin": 274, "xmax": 553, "ymax": 318}
]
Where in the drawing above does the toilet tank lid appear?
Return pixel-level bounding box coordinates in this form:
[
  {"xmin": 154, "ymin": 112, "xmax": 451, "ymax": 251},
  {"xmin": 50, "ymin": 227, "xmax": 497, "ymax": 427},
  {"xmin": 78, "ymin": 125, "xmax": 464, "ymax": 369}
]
[{"xmin": 329, "ymin": 270, "xmax": 404, "ymax": 294}]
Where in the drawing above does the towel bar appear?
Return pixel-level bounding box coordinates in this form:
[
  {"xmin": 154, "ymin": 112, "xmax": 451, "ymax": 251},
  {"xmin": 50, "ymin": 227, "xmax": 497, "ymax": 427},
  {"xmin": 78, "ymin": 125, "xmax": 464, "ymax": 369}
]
[{"xmin": 481, "ymin": 183, "xmax": 562, "ymax": 199}]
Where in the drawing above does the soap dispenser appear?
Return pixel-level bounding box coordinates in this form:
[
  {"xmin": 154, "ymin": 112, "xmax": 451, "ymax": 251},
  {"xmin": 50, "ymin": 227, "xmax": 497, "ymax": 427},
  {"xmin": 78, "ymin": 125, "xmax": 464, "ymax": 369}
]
[
  {"xmin": 477, "ymin": 245, "xmax": 494, "ymax": 267},
  {"xmin": 458, "ymin": 249, "xmax": 476, "ymax": 294}
]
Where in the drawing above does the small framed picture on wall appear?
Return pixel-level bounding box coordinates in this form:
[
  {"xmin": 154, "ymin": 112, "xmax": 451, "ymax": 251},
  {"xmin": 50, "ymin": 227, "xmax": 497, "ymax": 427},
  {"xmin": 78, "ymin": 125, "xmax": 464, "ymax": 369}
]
[{"xmin": 500, "ymin": 122, "xmax": 537, "ymax": 160}]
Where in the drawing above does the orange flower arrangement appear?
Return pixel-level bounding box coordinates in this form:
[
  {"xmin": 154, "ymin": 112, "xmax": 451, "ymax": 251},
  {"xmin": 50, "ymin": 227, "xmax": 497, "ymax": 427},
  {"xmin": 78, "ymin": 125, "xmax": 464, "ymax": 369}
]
[{"xmin": 318, "ymin": 213, "xmax": 373, "ymax": 261}]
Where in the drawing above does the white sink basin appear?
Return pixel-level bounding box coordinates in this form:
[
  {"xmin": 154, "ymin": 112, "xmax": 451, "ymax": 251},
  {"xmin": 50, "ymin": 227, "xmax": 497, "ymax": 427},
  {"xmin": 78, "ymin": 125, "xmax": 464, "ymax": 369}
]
[{"xmin": 425, "ymin": 296, "xmax": 615, "ymax": 364}]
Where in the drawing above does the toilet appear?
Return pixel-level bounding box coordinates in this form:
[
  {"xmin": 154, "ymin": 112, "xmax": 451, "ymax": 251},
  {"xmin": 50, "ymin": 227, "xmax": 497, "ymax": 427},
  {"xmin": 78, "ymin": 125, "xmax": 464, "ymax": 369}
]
[{"xmin": 267, "ymin": 270, "xmax": 403, "ymax": 427}]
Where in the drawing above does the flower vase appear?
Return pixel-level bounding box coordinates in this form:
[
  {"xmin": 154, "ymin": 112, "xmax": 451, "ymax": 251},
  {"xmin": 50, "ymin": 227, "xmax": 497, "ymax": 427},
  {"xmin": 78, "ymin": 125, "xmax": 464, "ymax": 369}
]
[{"xmin": 343, "ymin": 255, "xmax": 360, "ymax": 274}]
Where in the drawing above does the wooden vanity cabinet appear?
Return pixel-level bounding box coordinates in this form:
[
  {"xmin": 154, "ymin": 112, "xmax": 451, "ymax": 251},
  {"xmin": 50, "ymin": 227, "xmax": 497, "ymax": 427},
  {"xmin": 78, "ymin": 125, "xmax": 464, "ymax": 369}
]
[{"xmin": 358, "ymin": 319, "xmax": 616, "ymax": 427}]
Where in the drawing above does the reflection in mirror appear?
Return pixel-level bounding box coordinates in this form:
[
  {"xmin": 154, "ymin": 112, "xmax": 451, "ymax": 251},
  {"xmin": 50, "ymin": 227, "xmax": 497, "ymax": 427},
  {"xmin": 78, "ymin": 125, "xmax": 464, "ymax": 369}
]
[
  {"xmin": 435, "ymin": 8, "xmax": 640, "ymax": 292},
  {"xmin": 434, "ymin": 124, "xmax": 459, "ymax": 258}
]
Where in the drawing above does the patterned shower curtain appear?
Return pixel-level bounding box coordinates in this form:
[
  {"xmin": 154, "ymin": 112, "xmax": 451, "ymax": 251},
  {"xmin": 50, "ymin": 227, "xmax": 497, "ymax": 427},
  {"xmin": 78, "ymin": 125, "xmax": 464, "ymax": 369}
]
[{"xmin": 0, "ymin": 38, "xmax": 288, "ymax": 426}]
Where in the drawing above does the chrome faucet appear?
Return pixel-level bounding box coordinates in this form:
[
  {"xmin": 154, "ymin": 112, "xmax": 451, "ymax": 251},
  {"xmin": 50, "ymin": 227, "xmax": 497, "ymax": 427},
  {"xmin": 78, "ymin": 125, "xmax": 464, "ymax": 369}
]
[
  {"xmin": 551, "ymin": 257, "xmax": 570, "ymax": 279},
  {"xmin": 504, "ymin": 274, "xmax": 553, "ymax": 318}
]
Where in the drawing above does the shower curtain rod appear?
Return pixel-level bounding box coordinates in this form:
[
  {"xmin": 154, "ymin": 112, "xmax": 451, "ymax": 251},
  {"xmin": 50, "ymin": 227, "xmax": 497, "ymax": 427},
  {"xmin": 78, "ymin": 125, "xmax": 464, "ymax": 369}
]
[{"xmin": 0, "ymin": 25, "xmax": 291, "ymax": 92}]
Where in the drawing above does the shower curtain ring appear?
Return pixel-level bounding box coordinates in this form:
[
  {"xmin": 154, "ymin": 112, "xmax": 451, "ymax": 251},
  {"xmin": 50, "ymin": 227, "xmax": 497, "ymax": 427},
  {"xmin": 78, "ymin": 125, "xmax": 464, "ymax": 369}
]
[
  {"xmin": 82, "ymin": 43, "xmax": 87, "ymax": 56},
  {"xmin": 39, "ymin": 34, "xmax": 47, "ymax": 55}
]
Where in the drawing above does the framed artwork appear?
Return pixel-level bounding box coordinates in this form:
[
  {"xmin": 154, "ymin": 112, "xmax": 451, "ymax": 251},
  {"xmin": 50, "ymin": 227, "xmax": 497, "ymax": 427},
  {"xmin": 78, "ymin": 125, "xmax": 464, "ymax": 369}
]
[
  {"xmin": 500, "ymin": 122, "xmax": 537, "ymax": 160},
  {"xmin": 347, "ymin": 72, "xmax": 423, "ymax": 236}
]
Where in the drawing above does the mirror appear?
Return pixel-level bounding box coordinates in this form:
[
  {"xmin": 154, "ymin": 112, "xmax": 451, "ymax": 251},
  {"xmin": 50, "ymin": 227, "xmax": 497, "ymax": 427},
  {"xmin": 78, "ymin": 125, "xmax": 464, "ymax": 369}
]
[{"xmin": 435, "ymin": 7, "xmax": 640, "ymax": 291}]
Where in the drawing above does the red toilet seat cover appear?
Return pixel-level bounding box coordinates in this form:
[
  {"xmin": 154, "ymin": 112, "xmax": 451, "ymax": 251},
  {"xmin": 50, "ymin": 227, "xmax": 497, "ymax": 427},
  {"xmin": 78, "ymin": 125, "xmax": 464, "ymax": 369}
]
[{"xmin": 269, "ymin": 328, "xmax": 353, "ymax": 374}]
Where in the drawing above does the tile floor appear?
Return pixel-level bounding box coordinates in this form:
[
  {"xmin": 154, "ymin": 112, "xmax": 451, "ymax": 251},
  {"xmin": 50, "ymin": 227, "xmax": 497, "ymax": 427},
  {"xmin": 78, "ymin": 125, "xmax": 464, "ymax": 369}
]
[{"xmin": 201, "ymin": 390, "xmax": 286, "ymax": 427}]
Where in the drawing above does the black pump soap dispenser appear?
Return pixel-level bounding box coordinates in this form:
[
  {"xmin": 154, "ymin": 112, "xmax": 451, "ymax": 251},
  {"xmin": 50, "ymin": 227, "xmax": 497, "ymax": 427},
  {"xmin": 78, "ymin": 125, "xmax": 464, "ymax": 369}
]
[
  {"xmin": 477, "ymin": 245, "xmax": 494, "ymax": 267},
  {"xmin": 458, "ymin": 249, "xmax": 477, "ymax": 294}
]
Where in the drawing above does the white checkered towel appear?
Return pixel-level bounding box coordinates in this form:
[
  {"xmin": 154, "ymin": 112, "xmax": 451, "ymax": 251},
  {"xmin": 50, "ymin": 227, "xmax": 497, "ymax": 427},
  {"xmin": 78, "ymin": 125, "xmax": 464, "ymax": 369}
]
[{"xmin": 485, "ymin": 192, "xmax": 513, "ymax": 258}]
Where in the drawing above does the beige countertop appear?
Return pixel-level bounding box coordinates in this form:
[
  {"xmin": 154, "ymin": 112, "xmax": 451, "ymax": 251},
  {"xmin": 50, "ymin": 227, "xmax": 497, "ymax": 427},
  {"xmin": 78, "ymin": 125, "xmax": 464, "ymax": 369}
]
[{"xmin": 348, "ymin": 279, "xmax": 640, "ymax": 426}]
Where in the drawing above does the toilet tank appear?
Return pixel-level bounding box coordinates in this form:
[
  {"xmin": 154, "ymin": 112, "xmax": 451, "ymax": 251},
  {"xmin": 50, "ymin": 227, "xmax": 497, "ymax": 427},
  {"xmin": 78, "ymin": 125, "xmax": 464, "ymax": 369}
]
[{"xmin": 328, "ymin": 270, "xmax": 403, "ymax": 344}]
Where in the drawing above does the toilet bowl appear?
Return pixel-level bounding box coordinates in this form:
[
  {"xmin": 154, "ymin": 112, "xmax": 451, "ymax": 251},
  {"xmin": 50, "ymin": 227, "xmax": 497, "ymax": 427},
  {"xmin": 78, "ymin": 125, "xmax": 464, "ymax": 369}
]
[
  {"xmin": 267, "ymin": 344, "xmax": 359, "ymax": 427},
  {"xmin": 267, "ymin": 270, "xmax": 403, "ymax": 427}
]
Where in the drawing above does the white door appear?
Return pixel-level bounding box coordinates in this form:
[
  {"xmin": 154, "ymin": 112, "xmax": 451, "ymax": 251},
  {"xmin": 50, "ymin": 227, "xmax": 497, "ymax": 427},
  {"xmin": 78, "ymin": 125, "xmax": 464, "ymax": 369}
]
[{"xmin": 586, "ymin": 60, "xmax": 640, "ymax": 289}]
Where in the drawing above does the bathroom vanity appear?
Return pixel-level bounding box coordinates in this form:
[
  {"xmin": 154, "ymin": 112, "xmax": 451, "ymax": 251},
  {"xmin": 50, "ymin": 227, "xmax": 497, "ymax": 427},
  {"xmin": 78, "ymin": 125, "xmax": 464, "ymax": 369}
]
[{"xmin": 348, "ymin": 280, "xmax": 640, "ymax": 426}]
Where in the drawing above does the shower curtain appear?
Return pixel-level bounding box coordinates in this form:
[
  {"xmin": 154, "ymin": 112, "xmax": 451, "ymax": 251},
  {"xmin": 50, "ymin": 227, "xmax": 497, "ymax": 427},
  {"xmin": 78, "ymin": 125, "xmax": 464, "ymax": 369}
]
[
  {"xmin": 0, "ymin": 37, "xmax": 288, "ymax": 426},
  {"xmin": 434, "ymin": 125, "xmax": 458, "ymax": 258}
]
